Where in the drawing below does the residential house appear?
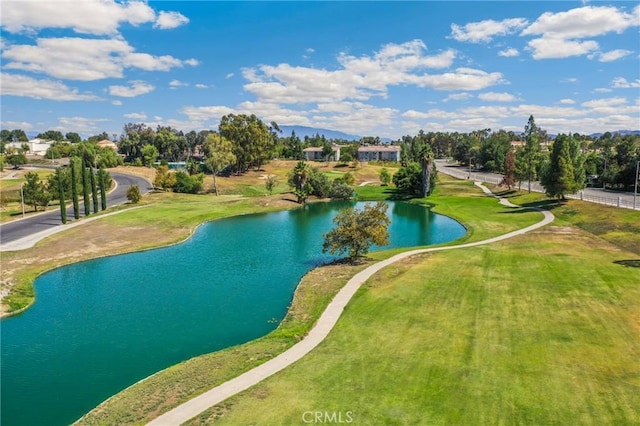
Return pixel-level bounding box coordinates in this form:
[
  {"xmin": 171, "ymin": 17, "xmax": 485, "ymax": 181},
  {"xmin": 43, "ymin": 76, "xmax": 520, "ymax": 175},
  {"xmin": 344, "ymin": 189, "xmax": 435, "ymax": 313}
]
[
  {"xmin": 357, "ymin": 145, "xmax": 401, "ymax": 162},
  {"xmin": 303, "ymin": 144, "xmax": 341, "ymax": 161}
]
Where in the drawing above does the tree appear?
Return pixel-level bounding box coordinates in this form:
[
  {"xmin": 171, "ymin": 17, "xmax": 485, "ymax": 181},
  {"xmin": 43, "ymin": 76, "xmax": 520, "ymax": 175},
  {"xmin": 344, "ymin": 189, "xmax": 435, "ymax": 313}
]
[
  {"xmin": 54, "ymin": 168, "xmax": 67, "ymax": 224},
  {"xmin": 126, "ymin": 185, "xmax": 142, "ymax": 203},
  {"xmin": 522, "ymin": 115, "xmax": 542, "ymax": 193},
  {"xmin": 37, "ymin": 130, "xmax": 64, "ymax": 141},
  {"xmin": 417, "ymin": 143, "xmax": 434, "ymax": 197},
  {"xmin": 90, "ymin": 167, "xmax": 99, "ymax": 213},
  {"xmin": 153, "ymin": 165, "xmax": 176, "ymax": 191},
  {"xmin": 321, "ymin": 142, "xmax": 334, "ymax": 164},
  {"xmin": 7, "ymin": 153, "xmax": 27, "ymax": 169},
  {"xmin": 379, "ymin": 168, "xmax": 391, "ymax": 186},
  {"xmin": 141, "ymin": 144, "xmax": 159, "ymax": 167},
  {"xmin": 97, "ymin": 167, "xmax": 109, "ymax": 210},
  {"xmin": 204, "ymin": 133, "xmax": 236, "ymax": 196},
  {"xmin": 265, "ymin": 175, "xmax": 277, "ymax": 195},
  {"xmin": 82, "ymin": 163, "xmax": 91, "ymax": 215},
  {"xmin": 288, "ymin": 161, "xmax": 312, "ymax": 204},
  {"xmin": 541, "ymin": 134, "xmax": 584, "ymax": 200},
  {"xmin": 219, "ymin": 114, "xmax": 276, "ymax": 173},
  {"xmin": 500, "ymin": 148, "xmax": 516, "ymax": 190},
  {"xmin": 69, "ymin": 157, "xmax": 80, "ymax": 219},
  {"xmin": 65, "ymin": 132, "xmax": 82, "ymax": 143},
  {"xmin": 322, "ymin": 202, "xmax": 391, "ymax": 263},
  {"xmin": 393, "ymin": 162, "xmax": 422, "ymax": 195},
  {"xmin": 23, "ymin": 172, "xmax": 51, "ymax": 212}
]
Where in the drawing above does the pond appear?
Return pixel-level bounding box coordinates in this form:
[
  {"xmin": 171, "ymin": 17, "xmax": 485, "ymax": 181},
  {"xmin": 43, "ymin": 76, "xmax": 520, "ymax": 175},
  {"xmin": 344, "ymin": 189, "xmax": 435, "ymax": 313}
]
[{"xmin": 0, "ymin": 200, "xmax": 465, "ymax": 425}]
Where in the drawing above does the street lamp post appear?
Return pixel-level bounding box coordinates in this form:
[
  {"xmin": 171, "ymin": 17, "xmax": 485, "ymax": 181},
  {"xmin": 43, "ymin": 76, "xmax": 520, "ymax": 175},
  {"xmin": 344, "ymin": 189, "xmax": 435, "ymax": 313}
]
[
  {"xmin": 601, "ymin": 156, "xmax": 607, "ymax": 189},
  {"xmin": 468, "ymin": 156, "xmax": 475, "ymax": 179}
]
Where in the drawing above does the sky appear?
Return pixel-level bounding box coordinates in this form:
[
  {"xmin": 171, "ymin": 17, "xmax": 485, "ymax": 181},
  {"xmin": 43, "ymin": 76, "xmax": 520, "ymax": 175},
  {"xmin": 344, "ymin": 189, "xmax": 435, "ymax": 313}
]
[{"xmin": 1, "ymin": 1, "xmax": 639, "ymax": 140}]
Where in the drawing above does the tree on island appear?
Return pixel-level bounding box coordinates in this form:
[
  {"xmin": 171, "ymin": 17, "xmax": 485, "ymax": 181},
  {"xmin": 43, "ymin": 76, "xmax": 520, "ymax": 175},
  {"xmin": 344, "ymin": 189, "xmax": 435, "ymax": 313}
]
[{"xmin": 322, "ymin": 202, "xmax": 390, "ymax": 263}]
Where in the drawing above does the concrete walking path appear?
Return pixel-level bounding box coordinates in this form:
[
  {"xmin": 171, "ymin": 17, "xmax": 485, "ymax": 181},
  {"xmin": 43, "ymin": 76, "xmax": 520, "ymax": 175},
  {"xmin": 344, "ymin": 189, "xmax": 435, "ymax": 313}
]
[{"xmin": 147, "ymin": 182, "xmax": 554, "ymax": 425}]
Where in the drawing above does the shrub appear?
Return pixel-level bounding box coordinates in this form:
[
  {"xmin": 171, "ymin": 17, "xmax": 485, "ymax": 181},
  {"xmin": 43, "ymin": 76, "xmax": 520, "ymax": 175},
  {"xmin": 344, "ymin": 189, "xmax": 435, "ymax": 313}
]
[{"xmin": 126, "ymin": 185, "xmax": 142, "ymax": 203}]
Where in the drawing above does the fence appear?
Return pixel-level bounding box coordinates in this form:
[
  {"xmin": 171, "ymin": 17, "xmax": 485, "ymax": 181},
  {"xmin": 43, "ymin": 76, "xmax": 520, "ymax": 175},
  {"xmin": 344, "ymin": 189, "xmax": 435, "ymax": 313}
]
[{"xmin": 437, "ymin": 166, "xmax": 638, "ymax": 211}]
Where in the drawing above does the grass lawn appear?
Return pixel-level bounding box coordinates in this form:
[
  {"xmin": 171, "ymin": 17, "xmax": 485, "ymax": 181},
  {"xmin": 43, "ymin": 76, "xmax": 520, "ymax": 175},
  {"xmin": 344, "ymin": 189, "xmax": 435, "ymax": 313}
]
[{"xmin": 185, "ymin": 204, "xmax": 639, "ymax": 425}]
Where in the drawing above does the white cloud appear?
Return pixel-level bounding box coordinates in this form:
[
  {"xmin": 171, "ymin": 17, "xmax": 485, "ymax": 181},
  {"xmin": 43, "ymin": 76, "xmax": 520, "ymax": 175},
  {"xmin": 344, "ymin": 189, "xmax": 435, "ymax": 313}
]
[
  {"xmin": 522, "ymin": 5, "xmax": 640, "ymax": 60},
  {"xmin": 611, "ymin": 77, "xmax": 640, "ymax": 88},
  {"xmin": 594, "ymin": 88, "xmax": 612, "ymax": 93},
  {"xmin": 559, "ymin": 98, "xmax": 576, "ymax": 104},
  {"xmin": 527, "ymin": 37, "xmax": 598, "ymax": 59},
  {"xmin": 226, "ymin": 73, "xmax": 235, "ymax": 79},
  {"xmin": 443, "ymin": 93, "xmax": 473, "ymax": 102},
  {"xmin": 108, "ymin": 81, "xmax": 155, "ymax": 97},
  {"xmin": 498, "ymin": 48, "xmax": 520, "ymax": 57},
  {"xmin": 522, "ymin": 5, "xmax": 639, "ymax": 39},
  {"xmin": 169, "ymin": 80, "xmax": 189, "ymax": 88},
  {"xmin": 184, "ymin": 58, "xmax": 199, "ymax": 67},
  {"xmin": 478, "ymin": 92, "xmax": 517, "ymax": 102},
  {"xmin": 581, "ymin": 97, "xmax": 628, "ymax": 108},
  {"xmin": 0, "ymin": 120, "xmax": 33, "ymax": 130},
  {"xmin": 154, "ymin": 11, "xmax": 189, "ymax": 29},
  {"xmin": 243, "ymin": 41, "xmax": 502, "ymax": 105},
  {"xmin": 55, "ymin": 116, "xmax": 110, "ymax": 134},
  {"xmin": 112, "ymin": 100, "xmax": 123, "ymax": 106},
  {"xmin": 124, "ymin": 112, "xmax": 148, "ymax": 120},
  {"xmin": 1, "ymin": 0, "xmax": 191, "ymax": 35},
  {"xmin": 450, "ymin": 18, "xmax": 528, "ymax": 43},
  {"xmin": 195, "ymin": 84, "xmax": 209, "ymax": 89},
  {"xmin": 0, "ymin": 0, "xmax": 155, "ymax": 35},
  {"xmin": 597, "ymin": 49, "xmax": 632, "ymax": 62},
  {"xmin": 2, "ymin": 37, "xmax": 195, "ymax": 81},
  {"xmin": 181, "ymin": 105, "xmax": 237, "ymax": 122},
  {"xmin": 563, "ymin": 78, "xmax": 578, "ymax": 83},
  {"xmin": 1, "ymin": 73, "xmax": 100, "ymax": 101}
]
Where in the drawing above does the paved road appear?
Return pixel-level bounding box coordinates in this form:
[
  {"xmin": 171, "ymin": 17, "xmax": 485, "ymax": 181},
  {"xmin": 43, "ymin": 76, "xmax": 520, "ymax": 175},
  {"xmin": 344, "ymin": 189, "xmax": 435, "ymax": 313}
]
[
  {"xmin": 0, "ymin": 171, "xmax": 151, "ymax": 247},
  {"xmin": 435, "ymin": 160, "xmax": 639, "ymax": 210},
  {"xmin": 145, "ymin": 182, "xmax": 555, "ymax": 425}
]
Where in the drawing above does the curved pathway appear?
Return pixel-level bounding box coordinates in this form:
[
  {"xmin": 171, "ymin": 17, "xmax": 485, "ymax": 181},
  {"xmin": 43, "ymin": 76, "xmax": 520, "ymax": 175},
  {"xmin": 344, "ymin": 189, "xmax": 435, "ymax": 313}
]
[{"xmin": 147, "ymin": 182, "xmax": 554, "ymax": 425}]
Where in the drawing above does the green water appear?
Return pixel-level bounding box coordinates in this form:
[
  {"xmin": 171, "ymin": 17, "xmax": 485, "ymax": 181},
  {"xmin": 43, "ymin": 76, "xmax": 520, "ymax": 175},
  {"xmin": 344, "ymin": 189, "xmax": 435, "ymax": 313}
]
[{"xmin": 0, "ymin": 201, "xmax": 465, "ymax": 425}]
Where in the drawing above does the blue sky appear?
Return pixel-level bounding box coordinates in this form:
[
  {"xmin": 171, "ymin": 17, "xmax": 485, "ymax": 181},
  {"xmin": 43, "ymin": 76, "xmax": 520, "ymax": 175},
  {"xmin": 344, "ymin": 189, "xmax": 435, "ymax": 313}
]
[{"xmin": 1, "ymin": 1, "xmax": 639, "ymax": 139}]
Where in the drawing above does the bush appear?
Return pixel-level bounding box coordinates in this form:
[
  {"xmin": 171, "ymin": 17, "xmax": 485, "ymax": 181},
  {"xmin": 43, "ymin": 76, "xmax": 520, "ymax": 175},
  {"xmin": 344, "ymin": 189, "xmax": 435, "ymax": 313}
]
[
  {"xmin": 173, "ymin": 171, "xmax": 203, "ymax": 194},
  {"xmin": 329, "ymin": 181, "xmax": 355, "ymax": 200},
  {"xmin": 126, "ymin": 185, "xmax": 142, "ymax": 203},
  {"xmin": 343, "ymin": 172, "xmax": 355, "ymax": 186}
]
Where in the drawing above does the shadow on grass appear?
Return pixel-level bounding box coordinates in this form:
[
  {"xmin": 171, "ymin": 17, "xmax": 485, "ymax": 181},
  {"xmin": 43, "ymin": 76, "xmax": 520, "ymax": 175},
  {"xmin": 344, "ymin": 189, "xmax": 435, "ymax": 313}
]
[
  {"xmin": 519, "ymin": 199, "xmax": 567, "ymax": 211},
  {"xmin": 613, "ymin": 259, "xmax": 640, "ymax": 268}
]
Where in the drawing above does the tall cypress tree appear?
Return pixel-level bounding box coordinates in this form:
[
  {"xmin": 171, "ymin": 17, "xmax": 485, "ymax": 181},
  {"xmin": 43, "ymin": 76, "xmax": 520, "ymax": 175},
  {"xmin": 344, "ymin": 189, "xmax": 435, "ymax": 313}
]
[
  {"xmin": 90, "ymin": 168, "xmax": 99, "ymax": 213},
  {"xmin": 70, "ymin": 157, "xmax": 80, "ymax": 219},
  {"xmin": 57, "ymin": 169, "xmax": 67, "ymax": 224},
  {"xmin": 82, "ymin": 163, "xmax": 91, "ymax": 216},
  {"xmin": 98, "ymin": 167, "xmax": 108, "ymax": 210}
]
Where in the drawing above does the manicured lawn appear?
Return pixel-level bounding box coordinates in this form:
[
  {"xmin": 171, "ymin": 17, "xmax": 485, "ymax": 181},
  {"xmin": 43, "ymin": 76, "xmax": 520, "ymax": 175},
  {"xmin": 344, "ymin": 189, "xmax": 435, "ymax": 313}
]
[{"xmin": 186, "ymin": 212, "xmax": 640, "ymax": 425}]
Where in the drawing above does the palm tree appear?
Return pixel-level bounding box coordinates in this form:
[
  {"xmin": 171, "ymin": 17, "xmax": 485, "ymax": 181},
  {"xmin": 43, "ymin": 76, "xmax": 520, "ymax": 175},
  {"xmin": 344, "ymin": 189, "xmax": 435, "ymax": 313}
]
[{"xmin": 417, "ymin": 143, "xmax": 434, "ymax": 197}]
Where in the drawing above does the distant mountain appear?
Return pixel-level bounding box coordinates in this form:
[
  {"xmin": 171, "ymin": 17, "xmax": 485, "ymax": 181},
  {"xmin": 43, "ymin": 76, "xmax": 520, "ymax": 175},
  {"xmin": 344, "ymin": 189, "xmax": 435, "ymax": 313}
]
[
  {"xmin": 278, "ymin": 125, "xmax": 362, "ymax": 141},
  {"xmin": 588, "ymin": 130, "xmax": 640, "ymax": 138}
]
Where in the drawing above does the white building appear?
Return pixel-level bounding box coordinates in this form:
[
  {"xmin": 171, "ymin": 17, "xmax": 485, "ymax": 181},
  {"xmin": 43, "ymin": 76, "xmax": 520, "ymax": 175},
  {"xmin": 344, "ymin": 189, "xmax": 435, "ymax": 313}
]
[
  {"xmin": 303, "ymin": 144, "xmax": 341, "ymax": 162},
  {"xmin": 357, "ymin": 145, "xmax": 401, "ymax": 162}
]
